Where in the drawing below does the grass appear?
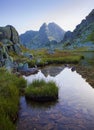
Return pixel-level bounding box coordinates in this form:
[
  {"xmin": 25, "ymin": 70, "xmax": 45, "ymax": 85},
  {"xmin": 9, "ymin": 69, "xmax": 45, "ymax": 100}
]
[
  {"xmin": 27, "ymin": 49, "xmax": 84, "ymax": 67},
  {"xmin": 8, "ymin": 46, "xmax": 84, "ymax": 68},
  {"xmin": 25, "ymin": 80, "xmax": 58, "ymax": 101},
  {"xmin": 0, "ymin": 68, "xmax": 27, "ymax": 130}
]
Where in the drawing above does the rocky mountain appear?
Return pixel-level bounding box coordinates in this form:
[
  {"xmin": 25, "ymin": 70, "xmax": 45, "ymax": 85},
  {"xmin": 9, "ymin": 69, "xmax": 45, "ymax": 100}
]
[
  {"xmin": 0, "ymin": 25, "xmax": 22, "ymax": 69},
  {"xmin": 20, "ymin": 30, "xmax": 38, "ymax": 48},
  {"xmin": 62, "ymin": 9, "xmax": 94, "ymax": 49},
  {"xmin": 20, "ymin": 22, "xmax": 65, "ymax": 49}
]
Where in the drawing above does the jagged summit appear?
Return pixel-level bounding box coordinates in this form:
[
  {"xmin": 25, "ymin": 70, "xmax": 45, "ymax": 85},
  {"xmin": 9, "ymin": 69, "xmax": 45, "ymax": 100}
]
[{"xmin": 20, "ymin": 22, "xmax": 65, "ymax": 49}]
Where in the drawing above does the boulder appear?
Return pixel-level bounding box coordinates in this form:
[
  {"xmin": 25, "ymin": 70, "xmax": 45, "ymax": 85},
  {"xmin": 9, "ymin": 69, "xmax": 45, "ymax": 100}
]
[
  {"xmin": 0, "ymin": 25, "xmax": 20, "ymax": 44},
  {"xmin": 0, "ymin": 25, "xmax": 22, "ymax": 68}
]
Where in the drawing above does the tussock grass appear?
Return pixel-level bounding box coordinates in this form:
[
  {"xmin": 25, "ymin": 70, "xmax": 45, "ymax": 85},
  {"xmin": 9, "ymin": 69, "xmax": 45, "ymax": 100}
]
[
  {"xmin": 0, "ymin": 68, "xmax": 27, "ymax": 130},
  {"xmin": 25, "ymin": 80, "xmax": 58, "ymax": 101}
]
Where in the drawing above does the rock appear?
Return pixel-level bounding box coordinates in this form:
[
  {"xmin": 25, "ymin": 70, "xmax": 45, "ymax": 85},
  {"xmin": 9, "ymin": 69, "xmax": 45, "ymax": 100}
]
[
  {"xmin": 0, "ymin": 25, "xmax": 20, "ymax": 44},
  {"xmin": 71, "ymin": 66, "xmax": 76, "ymax": 72},
  {"xmin": 13, "ymin": 44, "xmax": 22, "ymax": 55},
  {"xmin": 62, "ymin": 9, "xmax": 94, "ymax": 49},
  {"xmin": 23, "ymin": 52, "xmax": 33, "ymax": 59},
  {"xmin": 0, "ymin": 25, "xmax": 22, "ymax": 69}
]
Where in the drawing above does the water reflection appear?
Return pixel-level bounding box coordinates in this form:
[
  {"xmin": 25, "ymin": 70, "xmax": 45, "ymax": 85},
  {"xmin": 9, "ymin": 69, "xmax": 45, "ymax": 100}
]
[
  {"xmin": 26, "ymin": 99, "xmax": 58, "ymax": 109},
  {"xmin": 17, "ymin": 67, "xmax": 94, "ymax": 130}
]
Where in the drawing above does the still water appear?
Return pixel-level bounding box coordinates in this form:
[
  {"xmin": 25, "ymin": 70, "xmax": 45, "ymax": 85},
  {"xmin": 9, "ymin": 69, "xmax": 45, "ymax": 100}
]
[{"xmin": 17, "ymin": 66, "xmax": 94, "ymax": 130}]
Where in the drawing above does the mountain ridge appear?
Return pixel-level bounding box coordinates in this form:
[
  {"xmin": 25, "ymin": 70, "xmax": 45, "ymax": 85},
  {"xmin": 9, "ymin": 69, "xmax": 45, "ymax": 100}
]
[
  {"xmin": 20, "ymin": 22, "xmax": 65, "ymax": 49},
  {"xmin": 20, "ymin": 9, "xmax": 94, "ymax": 50},
  {"xmin": 62, "ymin": 9, "xmax": 94, "ymax": 50}
]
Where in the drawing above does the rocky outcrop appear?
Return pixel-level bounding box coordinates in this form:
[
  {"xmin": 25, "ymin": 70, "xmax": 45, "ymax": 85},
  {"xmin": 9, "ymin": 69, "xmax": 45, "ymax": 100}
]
[
  {"xmin": 0, "ymin": 25, "xmax": 19, "ymax": 44},
  {"xmin": 20, "ymin": 22, "xmax": 65, "ymax": 49},
  {"xmin": 0, "ymin": 25, "xmax": 22, "ymax": 69},
  {"xmin": 63, "ymin": 9, "xmax": 94, "ymax": 49}
]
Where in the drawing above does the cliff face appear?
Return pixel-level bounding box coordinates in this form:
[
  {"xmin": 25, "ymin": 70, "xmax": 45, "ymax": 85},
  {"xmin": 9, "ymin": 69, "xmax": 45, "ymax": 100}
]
[
  {"xmin": 0, "ymin": 25, "xmax": 22, "ymax": 68},
  {"xmin": 63, "ymin": 9, "xmax": 94, "ymax": 49},
  {"xmin": 20, "ymin": 22, "xmax": 65, "ymax": 49}
]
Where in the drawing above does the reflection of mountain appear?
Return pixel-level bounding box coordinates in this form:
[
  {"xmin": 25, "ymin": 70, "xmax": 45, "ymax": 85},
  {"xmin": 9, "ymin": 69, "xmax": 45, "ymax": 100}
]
[
  {"xmin": 19, "ymin": 67, "xmax": 94, "ymax": 130},
  {"xmin": 41, "ymin": 66, "xmax": 64, "ymax": 76}
]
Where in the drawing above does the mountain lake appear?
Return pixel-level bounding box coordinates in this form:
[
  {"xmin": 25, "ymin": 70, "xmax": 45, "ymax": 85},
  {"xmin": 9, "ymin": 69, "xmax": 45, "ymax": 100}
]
[{"xmin": 16, "ymin": 52, "xmax": 94, "ymax": 130}]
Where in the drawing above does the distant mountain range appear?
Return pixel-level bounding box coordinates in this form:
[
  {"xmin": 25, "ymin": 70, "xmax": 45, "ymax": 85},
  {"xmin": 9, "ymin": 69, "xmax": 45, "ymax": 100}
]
[
  {"xmin": 20, "ymin": 9, "xmax": 94, "ymax": 50},
  {"xmin": 20, "ymin": 22, "xmax": 65, "ymax": 49}
]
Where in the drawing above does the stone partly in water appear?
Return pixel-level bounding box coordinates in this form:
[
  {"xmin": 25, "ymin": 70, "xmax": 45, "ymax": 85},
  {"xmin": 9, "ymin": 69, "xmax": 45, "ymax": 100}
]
[{"xmin": 17, "ymin": 63, "xmax": 38, "ymax": 76}]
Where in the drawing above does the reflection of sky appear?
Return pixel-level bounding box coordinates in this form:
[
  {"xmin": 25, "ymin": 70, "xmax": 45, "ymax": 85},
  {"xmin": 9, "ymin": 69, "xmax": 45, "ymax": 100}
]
[
  {"xmin": 24, "ymin": 67, "xmax": 94, "ymax": 115},
  {"xmin": 0, "ymin": 0, "xmax": 94, "ymax": 34}
]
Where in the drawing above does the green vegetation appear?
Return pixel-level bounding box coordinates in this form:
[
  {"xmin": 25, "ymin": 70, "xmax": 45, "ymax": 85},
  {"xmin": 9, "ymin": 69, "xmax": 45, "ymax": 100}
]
[
  {"xmin": 8, "ymin": 45, "xmax": 84, "ymax": 68},
  {"xmin": 27, "ymin": 49, "xmax": 84, "ymax": 67},
  {"xmin": 0, "ymin": 68, "xmax": 27, "ymax": 130},
  {"xmin": 86, "ymin": 31, "xmax": 94, "ymax": 42},
  {"xmin": 25, "ymin": 80, "xmax": 58, "ymax": 101}
]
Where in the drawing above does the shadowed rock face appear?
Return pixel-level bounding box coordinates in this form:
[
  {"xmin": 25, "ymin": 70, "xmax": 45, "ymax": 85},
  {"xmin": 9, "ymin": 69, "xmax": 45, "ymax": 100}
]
[{"xmin": 0, "ymin": 25, "xmax": 21, "ymax": 68}]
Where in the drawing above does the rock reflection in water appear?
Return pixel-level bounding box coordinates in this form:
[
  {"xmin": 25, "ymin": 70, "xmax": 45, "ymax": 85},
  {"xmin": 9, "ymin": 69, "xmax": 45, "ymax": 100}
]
[{"xmin": 17, "ymin": 67, "xmax": 94, "ymax": 130}]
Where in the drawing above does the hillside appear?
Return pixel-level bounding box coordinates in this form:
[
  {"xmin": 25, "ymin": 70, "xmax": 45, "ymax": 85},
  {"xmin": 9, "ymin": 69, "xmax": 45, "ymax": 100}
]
[
  {"xmin": 20, "ymin": 22, "xmax": 65, "ymax": 49},
  {"xmin": 62, "ymin": 9, "xmax": 94, "ymax": 50}
]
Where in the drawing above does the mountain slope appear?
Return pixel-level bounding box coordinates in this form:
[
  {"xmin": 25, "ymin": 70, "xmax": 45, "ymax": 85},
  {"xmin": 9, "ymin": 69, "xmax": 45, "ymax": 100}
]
[
  {"xmin": 20, "ymin": 22, "xmax": 65, "ymax": 49},
  {"xmin": 20, "ymin": 30, "xmax": 38, "ymax": 48},
  {"xmin": 62, "ymin": 9, "xmax": 94, "ymax": 49}
]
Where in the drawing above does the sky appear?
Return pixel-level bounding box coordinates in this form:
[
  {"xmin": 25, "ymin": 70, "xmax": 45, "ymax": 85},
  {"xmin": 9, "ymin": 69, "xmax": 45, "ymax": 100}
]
[{"xmin": 0, "ymin": 0, "xmax": 94, "ymax": 34}]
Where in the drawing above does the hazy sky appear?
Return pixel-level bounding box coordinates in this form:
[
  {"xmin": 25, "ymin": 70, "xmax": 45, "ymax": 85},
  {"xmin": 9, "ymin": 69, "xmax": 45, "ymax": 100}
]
[{"xmin": 0, "ymin": 0, "xmax": 94, "ymax": 34}]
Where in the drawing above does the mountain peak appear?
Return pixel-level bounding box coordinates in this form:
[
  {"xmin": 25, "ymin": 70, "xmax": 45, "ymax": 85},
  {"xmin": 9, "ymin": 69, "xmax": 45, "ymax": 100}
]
[
  {"xmin": 40, "ymin": 22, "xmax": 48, "ymax": 28},
  {"xmin": 20, "ymin": 22, "xmax": 65, "ymax": 49},
  {"xmin": 86, "ymin": 9, "xmax": 94, "ymax": 23}
]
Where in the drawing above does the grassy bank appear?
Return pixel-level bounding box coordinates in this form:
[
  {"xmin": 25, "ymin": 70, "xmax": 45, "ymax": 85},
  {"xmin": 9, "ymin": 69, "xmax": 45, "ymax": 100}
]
[
  {"xmin": 25, "ymin": 80, "xmax": 58, "ymax": 101},
  {"xmin": 0, "ymin": 68, "xmax": 27, "ymax": 130},
  {"xmin": 27, "ymin": 49, "xmax": 84, "ymax": 67}
]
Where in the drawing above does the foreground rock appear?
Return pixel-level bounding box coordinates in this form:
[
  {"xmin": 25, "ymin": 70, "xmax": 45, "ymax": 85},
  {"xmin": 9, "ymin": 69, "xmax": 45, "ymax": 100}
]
[{"xmin": 0, "ymin": 25, "xmax": 22, "ymax": 69}]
